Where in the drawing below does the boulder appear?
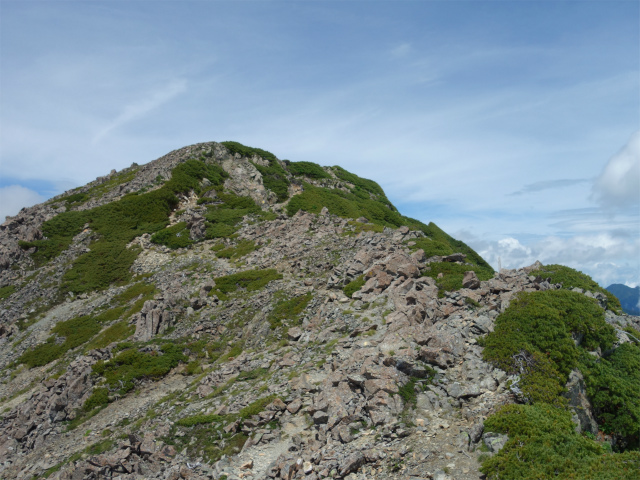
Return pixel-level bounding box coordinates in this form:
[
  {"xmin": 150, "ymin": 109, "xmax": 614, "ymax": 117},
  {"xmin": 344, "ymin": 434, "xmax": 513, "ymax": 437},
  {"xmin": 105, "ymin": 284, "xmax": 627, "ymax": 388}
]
[{"xmin": 462, "ymin": 271, "xmax": 480, "ymax": 289}]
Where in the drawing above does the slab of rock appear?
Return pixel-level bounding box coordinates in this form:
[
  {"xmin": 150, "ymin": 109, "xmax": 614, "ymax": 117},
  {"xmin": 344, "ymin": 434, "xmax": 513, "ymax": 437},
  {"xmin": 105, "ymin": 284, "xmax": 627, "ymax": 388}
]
[{"xmin": 462, "ymin": 271, "xmax": 481, "ymax": 289}]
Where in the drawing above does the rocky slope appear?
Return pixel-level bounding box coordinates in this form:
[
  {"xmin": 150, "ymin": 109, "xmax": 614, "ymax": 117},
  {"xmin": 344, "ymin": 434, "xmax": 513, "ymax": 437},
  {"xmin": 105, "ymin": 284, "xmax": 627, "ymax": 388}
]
[{"xmin": 0, "ymin": 142, "xmax": 638, "ymax": 480}]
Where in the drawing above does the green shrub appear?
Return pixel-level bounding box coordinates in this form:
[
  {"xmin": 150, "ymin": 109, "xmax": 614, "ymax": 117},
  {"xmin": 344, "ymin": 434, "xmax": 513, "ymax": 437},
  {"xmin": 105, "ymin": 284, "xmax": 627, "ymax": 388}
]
[
  {"xmin": 287, "ymin": 161, "xmax": 330, "ymax": 179},
  {"xmin": 176, "ymin": 413, "xmax": 224, "ymax": 427},
  {"xmin": 480, "ymin": 403, "xmax": 640, "ymax": 479},
  {"xmin": 210, "ymin": 269, "xmax": 282, "ymax": 300},
  {"xmin": 580, "ymin": 343, "xmax": 640, "ymax": 447},
  {"xmin": 62, "ymin": 242, "xmax": 141, "ymax": 294},
  {"xmin": 268, "ymin": 292, "xmax": 313, "ymax": 329},
  {"xmin": 0, "ymin": 284, "xmax": 16, "ymax": 300},
  {"xmin": 150, "ymin": 222, "xmax": 194, "ymax": 249},
  {"xmin": 237, "ymin": 368, "xmax": 268, "ymax": 381},
  {"xmin": 343, "ymin": 275, "xmax": 366, "ymax": 298},
  {"xmin": 405, "ymin": 238, "xmax": 453, "ymax": 258},
  {"xmin": 85, "ymin": 321, "xmax": 135, "ymax": 351},
  {"xmin": 215, "ymin": 240, "xmax": 258, "ymax": 260},
  {"xmin": 331, "ymin": 166, "xmax": 386, "ymax": 197},
  {"xmin": 24, "ymin": 159, "xmax": 225, "ymax": 293},
  {"xmin": 481, "ymin": 288, "xmax": 639, "ymax": 452},
  {"xmin": 239, "ymin": 395, "xmax": 278, "ymax": 419},
  {"xmin": 483, "ymin": 290, "xmax": 616, "ymax": 378},
  {"xmin": 18, "ymin": 314, "xmax": 103, "ymax": 368},
  {"xmin": 398, "ymin": 377, "xmax": 419, "ymax": 408},
  {"xmin": 204, "ymin": 191, "xmax": 263, "ymax": 238},
  {"xmin": 221, "ymin": 141, "xmax": 277, "ymax": 163},
  {"xmin": 114, "ymin": 282, "xmax": 157, "ymax": 305},
  {"xmin": 83, "ymin": 387, "xmax": 109, "ymax": 411},
  {"xmin": 530, "ymin": 264, "xmax": 622, "ymax": 313},
  {"xmin": 92, "ymin": 343, "xmax": 187, "ymax": 395},
  {"xmin": 345, "ymin": 220, "xmax": 385, "ymax": 236},
  {"xmin": 221, "ymin": 141, "xmax": 290, "ymax": 202},
  {"xmin": 421, "ymin": 262, "xmax": 494, "ymax": 296}
]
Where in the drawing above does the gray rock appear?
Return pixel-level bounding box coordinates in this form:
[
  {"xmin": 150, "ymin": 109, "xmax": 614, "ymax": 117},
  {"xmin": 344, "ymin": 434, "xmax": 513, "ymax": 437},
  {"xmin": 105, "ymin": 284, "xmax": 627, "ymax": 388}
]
[
  {"xmin": 482, "ymin": 432, "xmax": 509, "ymax": 453},
  {"xmin": 462, "ymin": 271, "xmax": 480, "ymax": 289}
]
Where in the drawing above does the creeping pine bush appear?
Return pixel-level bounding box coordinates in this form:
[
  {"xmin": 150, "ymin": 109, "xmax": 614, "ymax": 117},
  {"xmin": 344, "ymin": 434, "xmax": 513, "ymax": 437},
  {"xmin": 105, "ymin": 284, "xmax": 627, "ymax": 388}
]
[
  {"xmin": 18, "ymin": 304, "xmax": 137, "ymax": 368},
  {"xmin": 481, "ymin": 403, "xmax": 640, "ymax": 480},
  {"xmin": 287, "ymin": 161, "xmax": 330, "ymax": 179},
  {"xmin": 406, "ymin": 237, "xmax": 454, "ymax": 258},
  {"xmin": 0, "ymin": 285, "xmax": 16, "ymax": 300},
  {"xmin": 580, "ymin": 343, "xmax": 640, "ymax": 448},
  {"xmin": 479, "ymin": 286, "xmax": 640, "ymax": 477},
  {"xmin": 343, "ymin": 275, "xmax": 366, "ymax": 298},
  {"xmin": 18, "ymin": 315, "xmax": 102, "ymax": 368},
  {"xmin": 166, "ymin": 394, "xmax": 279, "ymax": 463},
  {"xmin": 215, "ymin": 239, "xmax": 258, "ymax": 260},
  {"xmin": 221, "ymin": 141, "xmax": 290, "ymax": 202},
  {"xmin": 209, "ymin": 269, "xmax": 282, "ymax": 300},
  {"xmin": 530, "ymin": 264, "xmax": 622, "ymax": 313},
  {"xmin": 204, "ymin": 192, "xmax": 266, "ymax": 239},
  {"xmin": 421, "ymin": 262, "xmax": 494, "ymax": 297},
  {"xmin": 92, "ymin": 343, "xmax": 186, "ymax": 396},
  {"xmin": 267, "ymin": 293, "xmax": 313, "ymax": 329},
  {"xmin": 482, "ymin": 290, "xmax": 616, "ymax": 404},
  {"xmin": 21, "ymin": 159, "xmax": 226, "ymax": 294},
  {"xmin": 150, "ymin": 222, "xmax": 193, "ymax": 249}
]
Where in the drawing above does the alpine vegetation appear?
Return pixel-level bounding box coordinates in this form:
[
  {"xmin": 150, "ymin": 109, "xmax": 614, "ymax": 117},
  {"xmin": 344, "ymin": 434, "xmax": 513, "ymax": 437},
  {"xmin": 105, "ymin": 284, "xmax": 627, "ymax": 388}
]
[{"xmin": 0, "ymin": 141, "xmax": 637, "ymax": 480}]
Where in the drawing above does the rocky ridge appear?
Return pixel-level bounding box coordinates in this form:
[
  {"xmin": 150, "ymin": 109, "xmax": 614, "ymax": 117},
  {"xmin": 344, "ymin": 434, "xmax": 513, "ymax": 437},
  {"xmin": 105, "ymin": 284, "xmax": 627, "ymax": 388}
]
[{"xmin": 0, "ymin": 142, "xmax": 637, "ymax": 480}]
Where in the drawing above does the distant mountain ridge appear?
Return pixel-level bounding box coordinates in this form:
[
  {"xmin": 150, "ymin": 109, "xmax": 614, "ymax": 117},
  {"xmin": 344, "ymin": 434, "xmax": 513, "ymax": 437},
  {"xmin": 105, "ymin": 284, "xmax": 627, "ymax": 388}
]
[{"xmin": 607, "ymin": 283, "xmax": 640, "ymax": 316}]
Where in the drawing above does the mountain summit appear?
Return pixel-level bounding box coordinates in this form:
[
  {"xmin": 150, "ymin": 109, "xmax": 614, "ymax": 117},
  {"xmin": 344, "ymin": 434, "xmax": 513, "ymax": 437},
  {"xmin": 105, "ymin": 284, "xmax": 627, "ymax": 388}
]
[{"xmin": 0, "ymin": 142, "xmax": 638, "ymax": 480}]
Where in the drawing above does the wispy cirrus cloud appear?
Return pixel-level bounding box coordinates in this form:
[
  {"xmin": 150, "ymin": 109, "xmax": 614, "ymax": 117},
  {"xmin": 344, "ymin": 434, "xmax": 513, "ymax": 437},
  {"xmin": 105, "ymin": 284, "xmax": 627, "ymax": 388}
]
[
  {"xmin": 509, "ymin": 178, "xmax": 592, "ymax": 196},
  {"xmin": 92, "ymin": 79, "xmax": 187, "ymax": 144}
]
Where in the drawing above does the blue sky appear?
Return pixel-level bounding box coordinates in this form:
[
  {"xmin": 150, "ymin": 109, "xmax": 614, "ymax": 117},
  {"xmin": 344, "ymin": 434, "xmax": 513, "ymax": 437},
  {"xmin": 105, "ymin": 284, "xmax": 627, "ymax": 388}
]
[{"xmin": 1, "ymin": 0, "xmax": 638, "ymax": 287}]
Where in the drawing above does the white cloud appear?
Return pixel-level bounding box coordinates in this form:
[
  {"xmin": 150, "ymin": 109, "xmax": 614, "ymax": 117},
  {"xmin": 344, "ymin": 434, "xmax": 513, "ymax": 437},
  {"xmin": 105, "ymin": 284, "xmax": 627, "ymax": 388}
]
[
  {"xmin": 92, "ymin": 79, "xmax": 187, "ymax": 143},
  {"xmin": 592, "ymin": 131, "xmax": 640, "ymax": 210},
  {"xmin": 0, "ymin": 186, "xmax": 46, "ymax": 222},
  {"xmin": 465, "ymin": 232, "xmax": 639, "ymax": 288}
]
